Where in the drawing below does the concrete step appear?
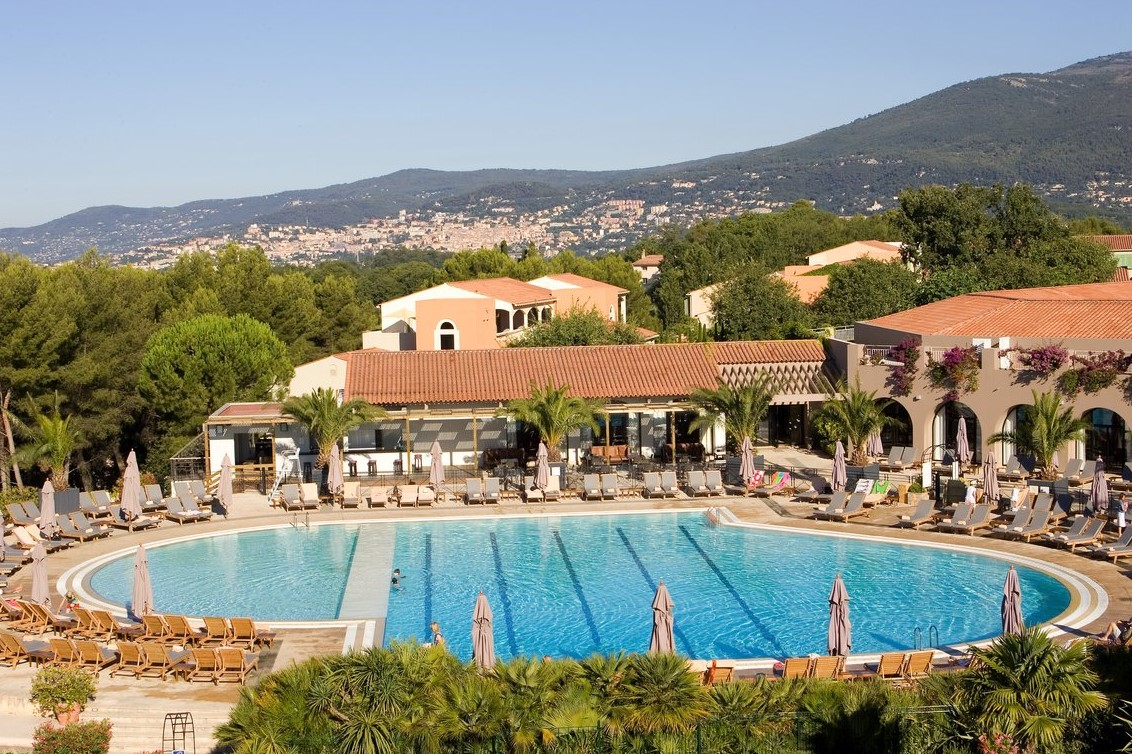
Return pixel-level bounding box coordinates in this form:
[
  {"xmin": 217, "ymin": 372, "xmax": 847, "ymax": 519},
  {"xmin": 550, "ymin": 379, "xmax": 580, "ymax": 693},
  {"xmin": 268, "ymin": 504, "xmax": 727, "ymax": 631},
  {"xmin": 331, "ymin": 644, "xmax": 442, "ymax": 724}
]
[{"xmin": 84, "ymin": 707, "xmax": 227, "ymax": 754}]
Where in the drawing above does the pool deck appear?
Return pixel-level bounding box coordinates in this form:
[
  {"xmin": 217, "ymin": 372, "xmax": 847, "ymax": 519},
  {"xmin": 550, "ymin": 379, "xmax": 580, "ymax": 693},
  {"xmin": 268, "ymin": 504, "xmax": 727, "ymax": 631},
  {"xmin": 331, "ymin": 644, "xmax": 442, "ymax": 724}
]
[{"xmin": 2, "ymin": 445, "xmax": 1131, "ymax": 752}]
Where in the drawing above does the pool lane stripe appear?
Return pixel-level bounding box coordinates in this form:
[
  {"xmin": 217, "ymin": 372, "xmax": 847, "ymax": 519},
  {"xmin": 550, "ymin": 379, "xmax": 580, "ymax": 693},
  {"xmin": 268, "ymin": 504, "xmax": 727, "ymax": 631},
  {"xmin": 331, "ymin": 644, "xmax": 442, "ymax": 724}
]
[
  {"xmin": 615, "ymin": 527, "xmax": 693, "ymax": 656},
  {"xmin": 678, "ymin": 524, "xmax": 785, "ymax": 656},
  {"xmin": 552, "ymin": 531, "xmax": 602, "ymax": 649},
  {"xmin": 423, "ymin": 533, "xmax": 433, "ymax": 638},
  {"xmin": 488, "ymin": 532, "xmax": 519, "ymax": 655}
]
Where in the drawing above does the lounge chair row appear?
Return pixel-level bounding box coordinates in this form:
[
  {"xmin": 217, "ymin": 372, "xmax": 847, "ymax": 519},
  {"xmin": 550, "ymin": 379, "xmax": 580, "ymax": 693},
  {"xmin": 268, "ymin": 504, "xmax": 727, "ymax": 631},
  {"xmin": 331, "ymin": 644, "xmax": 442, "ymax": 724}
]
[
  {"xmin": 865, "ymin": 650, "xmax": 935, "ymax": 684},
  {"xmin": 878, "ymin": 447, "xmax": 919, "ymax": 471},
  {"xmin": 777, "ymin": 655, "xmax": 847, "ymax": 679}
]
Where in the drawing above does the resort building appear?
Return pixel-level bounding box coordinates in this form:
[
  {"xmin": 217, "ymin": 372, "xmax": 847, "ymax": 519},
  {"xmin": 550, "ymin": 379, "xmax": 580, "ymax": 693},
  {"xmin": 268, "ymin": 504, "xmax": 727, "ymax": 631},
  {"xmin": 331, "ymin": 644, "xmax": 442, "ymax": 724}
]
[
  {"xmin": 202, "ymin": 341, "xmax": 829, "ymax": 482},
  {"xmin": 830, "ymin": 281, "xmax": 1132, "ymax": 472},
  {"xmin": 365, "ymin": 274, "xmax": 628, "ymax": 352},
  {"xmin": 632, "ymin": 253, "xmax": 663, "ymax": 288}
]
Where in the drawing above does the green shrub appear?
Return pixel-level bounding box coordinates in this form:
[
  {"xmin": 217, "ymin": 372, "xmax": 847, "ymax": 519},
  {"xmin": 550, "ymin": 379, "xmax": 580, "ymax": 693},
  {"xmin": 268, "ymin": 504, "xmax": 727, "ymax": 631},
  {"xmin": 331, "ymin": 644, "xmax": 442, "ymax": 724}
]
[
  {"xmin": 908, "ymin": 481, "xmax": 926, "ymax": 494},
  {"xmin": 29, "ymin": 667, "xmax": 97, "ymax": 717},
  {"xmin": 32, "ymin": 720, "xmax": 112, "ymax": 754},
  {"xmin": 0, "ymin": 486, "xmax": 38, "ymax": 510}
]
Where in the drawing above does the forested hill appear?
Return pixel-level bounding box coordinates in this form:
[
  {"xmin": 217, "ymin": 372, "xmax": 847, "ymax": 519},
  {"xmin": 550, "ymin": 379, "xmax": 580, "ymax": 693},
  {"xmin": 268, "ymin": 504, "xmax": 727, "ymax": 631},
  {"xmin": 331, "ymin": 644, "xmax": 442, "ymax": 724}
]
[{"xmin": 4, "ymin": 51, "xmax": 1132, "ymax": 262}]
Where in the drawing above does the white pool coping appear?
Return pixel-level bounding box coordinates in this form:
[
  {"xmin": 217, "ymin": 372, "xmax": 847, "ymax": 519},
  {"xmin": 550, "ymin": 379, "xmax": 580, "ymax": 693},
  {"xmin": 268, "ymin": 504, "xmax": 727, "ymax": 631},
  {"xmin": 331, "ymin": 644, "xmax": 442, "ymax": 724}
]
[{"xmin": 58, "ymin": 506, "xmax": 1109, "ymax": 668}]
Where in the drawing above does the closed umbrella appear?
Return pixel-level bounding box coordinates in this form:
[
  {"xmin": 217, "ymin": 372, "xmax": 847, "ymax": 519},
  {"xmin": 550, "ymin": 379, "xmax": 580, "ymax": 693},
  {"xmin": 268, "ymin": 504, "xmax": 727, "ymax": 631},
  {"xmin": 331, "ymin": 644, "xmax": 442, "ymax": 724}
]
[
  {"xmin": 1090, "ymin": 457, "xmax": 1109, "ymax": 514},
  {"xmin": 867, "ymin": 431, "xmax": 884, "ymax": 459},
  {"xmin": 956, "ymin": 418, "xmax": 971, "ymax": 467},
  {"xmin": 831, "ymin": 440, "xmax": 848, "ymax": 492},
  {"xmin": 534, "ymin": 442, "xmax": 550, "ymax": 490},
  {"xmin": 218, "ymin": 453, "xmax": 234, "ymax": 516},
  {"xmin": 30, "ymin": 542, "xmax": 50, "ymax": 607},
  {"xmin": 120, "ymin": 450, "xmax": 145, "ymax": 521},
  {"xmin": 739, "ymin": 437, "xmax": 756, "ymax": 485},
  {"xmin": 39, "ymin": 480, "xmax": 59, "ymax": 539},
  {"xmin": 1001, "ymin": 566, "xmax": 1024, "ymax": 636},
  {"xmin": 132, "ymin": 544, "xmax": 155, "ymax": 618},
  {"xmin": 429, "ymin": 440, "xmax": 445, "ymax": 488},
  {"xmin": 982, "ymin": 454, "xmax": 999, "ymax": 507},
  {"xmin": 649, "ymin": 581, "xmax": 676, "ymax": 654},
  {"xmin": 327, "ymin": 444, "xmax": 345, "ymax": 497},
  {"xmin": 1050, "ymin": 451, "xmax": 1060, "ymax": 477},
  {"xmin": 827, "ymin": 574, "xmax": 852, "ymax": 656},
  {"xmin": 472, "ymin": 591, "xmax": 495, "ymax": 671}
]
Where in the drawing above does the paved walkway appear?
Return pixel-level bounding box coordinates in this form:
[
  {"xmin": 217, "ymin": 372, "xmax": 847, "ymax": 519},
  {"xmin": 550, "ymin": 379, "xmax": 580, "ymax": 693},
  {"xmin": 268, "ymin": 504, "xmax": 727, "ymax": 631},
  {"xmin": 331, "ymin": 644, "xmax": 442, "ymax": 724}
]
[{"xmin": 1, "ymin": 446, "xmax": 1128, "ymax": 752}]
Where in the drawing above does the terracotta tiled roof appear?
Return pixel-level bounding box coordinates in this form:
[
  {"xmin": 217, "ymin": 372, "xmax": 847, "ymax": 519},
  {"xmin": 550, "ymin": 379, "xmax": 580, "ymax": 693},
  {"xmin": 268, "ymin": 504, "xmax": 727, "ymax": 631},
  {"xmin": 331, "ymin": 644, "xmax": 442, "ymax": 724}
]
[
  {"xmin": 633, "ymin": 254, "xmax": 664, "ymax": 267},
  {"xmin": 1114, "ymin": 267, "xmax": 1131, "ymax": 282},
  {"xmin": 212, "ymin": 402, "xmax": 285, "ymax": 421},
  {"xmin": 344, "ymin": 340, "xmax": 827, "ymax": 405},
  {"xmin": 1084, "ymin": 234, "xmax": 1132, "ymax": 251},
  {"xmin": 448, "ymin": 278, "xmax": 556, "ymax": 306},
  {"xmin": 862, "ymin": 282, "xmax": 1132, "ymax": 338},
  {"xmin": 541, "ymin": 272, "xmax": 628, "ymax": 294}
]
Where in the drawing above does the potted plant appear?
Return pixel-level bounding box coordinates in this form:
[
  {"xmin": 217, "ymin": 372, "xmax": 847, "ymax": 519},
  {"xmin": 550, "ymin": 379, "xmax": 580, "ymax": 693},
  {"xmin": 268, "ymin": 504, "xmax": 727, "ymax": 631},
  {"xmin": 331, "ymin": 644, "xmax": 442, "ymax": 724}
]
[
  {"xmin": 30, "ymin": 666, "xmax": 97, "ymax": 725},
  {"xmin": 906, "ymin": 480, "xmax": 928, "ymax": 505}
]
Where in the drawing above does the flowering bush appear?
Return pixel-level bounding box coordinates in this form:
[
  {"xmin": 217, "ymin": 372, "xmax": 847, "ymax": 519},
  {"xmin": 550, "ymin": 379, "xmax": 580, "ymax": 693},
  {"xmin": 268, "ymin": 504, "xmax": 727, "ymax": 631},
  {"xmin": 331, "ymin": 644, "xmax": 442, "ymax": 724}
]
[
  {"xmin": 929, "ymin": 346, "xmax": 980, "ymax": 401},
  {"xmin": 1057, "ymin": 350, "xmax": 1132, "ymax": 396},
  {"xmin": 887, "ymin": 338, "xmax": 920, "ymax": 396},
  {"xmin": 1013, "ymin": 344, "xmax": 1070, "ymax": 377},
  {"xmin": 977, "ymin": 732, "xmax": 1019, "ymax": 754},
  {"xmin": 33, "ymin": 720, "xmax": 112, "ymax": 754}
]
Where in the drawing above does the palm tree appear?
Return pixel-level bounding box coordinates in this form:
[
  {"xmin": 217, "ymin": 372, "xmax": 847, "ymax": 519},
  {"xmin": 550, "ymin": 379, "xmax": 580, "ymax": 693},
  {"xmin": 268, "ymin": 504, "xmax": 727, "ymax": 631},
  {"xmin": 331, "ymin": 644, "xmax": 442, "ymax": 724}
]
[
  {"xmin": 281, "ymin": 388, "xmax": 384, "ymax": 468},
  {"xmin": 499, "ymin": 380, "xmax": 603, "ymax": 463},
  {"xmin": 11, "ymin": 393, "xmax": 82, "ymax": 489},
  {"xmin": 688, "ymin": 374, "xmax": 777, "ymax": 450},
  {"xmin": 618, "ymin": 653, "xmax": 710, "ymax": 737},
  {"xmin": 954, "ymin": 627, "xmax": 1106, "ymax": 753},
  {"xmin": 810, "ymin": 380, "xmax": 899, "ymax": 465},
  {"xmin": 988, "ymin": 389, "xmax": 1090, "ymax": 480}
]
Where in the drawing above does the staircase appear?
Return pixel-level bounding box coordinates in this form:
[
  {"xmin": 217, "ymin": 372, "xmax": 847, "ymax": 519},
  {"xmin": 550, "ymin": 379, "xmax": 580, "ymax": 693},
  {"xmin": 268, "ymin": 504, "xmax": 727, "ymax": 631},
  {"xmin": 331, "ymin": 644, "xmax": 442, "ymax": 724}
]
[{"xmin": 84, "ymin": 705, "xmax": 230, "ymax": 754}]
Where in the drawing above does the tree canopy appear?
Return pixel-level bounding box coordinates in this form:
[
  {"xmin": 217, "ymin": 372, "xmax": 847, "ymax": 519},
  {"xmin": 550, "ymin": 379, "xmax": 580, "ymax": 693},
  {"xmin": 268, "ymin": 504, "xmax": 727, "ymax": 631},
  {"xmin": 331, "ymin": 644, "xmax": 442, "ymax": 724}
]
[{"xmin": 507, "ymin": 309, "xmax": 644, "ymax": 347}]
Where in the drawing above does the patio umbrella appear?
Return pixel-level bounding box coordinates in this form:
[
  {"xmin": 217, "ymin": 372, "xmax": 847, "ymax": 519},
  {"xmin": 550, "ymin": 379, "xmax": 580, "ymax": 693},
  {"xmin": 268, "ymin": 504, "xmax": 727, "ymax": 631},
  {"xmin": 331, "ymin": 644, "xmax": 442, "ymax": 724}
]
[
  {"xmin": 120, "ymin": 449, "xmax": 145, "ymax": 521},
  {"xmin": 218, "ymin": 453, "xmax": 234, "ymax": 515},
  {"xmin": 534, "ymin": 442, "xmax": 550, "ymax": 490},
  {"xmin": 867, "ymin": 431, "xmax": 884, "ymax": 459},
  {"xmin": 472, "ymin": 591, "xmax": 495, "ymax": 671},
  {"xmin": 831, "ymin": 440, "xmax": 848, "ymax": 492},
  {"xmin": 1001, "ymin": 566, "xmax": 1023, "ymax": 636},
  {"xmin": 132, "ymin": 544, "xmax": 155, "ymax": 618},
  {"xmin": 956, "ymin": 418, "xmax": 972, "ymax": 467},
  {"xmin": 982, "ymin": 454, "xmax": 999, "ymax": 506},
  {"xmin": 39, "ymin": 480, "xmax": 59, "ymax": 539},
  {"xmin": 30, "ymin": 542, "xmax": 50, "ymax": 607},
  {"xmin": 429, "ymin": 440, "xmax": 445, "ymax": 488},
  {"xmin": 649, "ymin": 581, "xmax": 676, "ymax": 654},
  {"xmin": 739, "ymin": 436, "xmax": 756, "ymax": 485},
  {"xmin": 1090, "ymin": 457, "xmax": 1109, "ymax": 514},
  {"xmin": 827, "ymin": 574, "xmax": 852, "ymax": 656},
  {"xmin": 327, "ymin": 444, "xmax": 345, "ymax": 496}
]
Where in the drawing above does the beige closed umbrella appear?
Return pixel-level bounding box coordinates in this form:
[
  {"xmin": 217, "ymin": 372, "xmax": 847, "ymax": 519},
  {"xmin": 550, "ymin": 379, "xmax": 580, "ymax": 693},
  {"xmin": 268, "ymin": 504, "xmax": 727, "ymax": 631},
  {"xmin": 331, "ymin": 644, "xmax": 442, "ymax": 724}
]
[
  {"xmin": 30, "ymin": 542, "xmax": 50, "ymax": 607},
  {"xmin": 429, "ymin": 440, "xmax": 445, "ymax": 488},
  {"xmin": 649, "ymin": 581, "xmax": 675, "ymax": 655},
  {"xmin": 472, "ymin": 591, "xmax": 495, "ymax": 671},
  {"xmin": 534, "ymin": 442, "xmax": 550, "ymax": 490},
  {"xmin": 739, "ymin": 437, "xmax": 756, "ymax": 485},
  {"xmin": 827, "ymin": 574, "xmax": 852, "ymax": 657},
  {"xmin": 39, "ymin": 481, "xmax": 59, "ymax": 538},
  {"xmin": 218, "ymin": 453, "xmax": 235, "ymax": 516},
  {"xmin": 327, "ymin": 444, "xmax": 345, "ymax": 497},
  {"xmin": 132, "ymin": 544, "xmax": 155, "ymax": 618},
  {"xmin": 1001, "ymin": 566, "xmax": 1024, "ymax": 637},
  {"xmin": 121, "ymin": 450, "xmax": 145, "ymax": 521}
]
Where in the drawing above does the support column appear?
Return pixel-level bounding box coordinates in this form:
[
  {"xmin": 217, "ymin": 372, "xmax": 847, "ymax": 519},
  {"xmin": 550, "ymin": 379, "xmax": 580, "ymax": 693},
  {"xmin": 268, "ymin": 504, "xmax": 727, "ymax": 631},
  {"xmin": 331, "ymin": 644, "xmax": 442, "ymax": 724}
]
[{"xmin": 404, "ymin": 413, "xmax": 412, "ymax": 479}]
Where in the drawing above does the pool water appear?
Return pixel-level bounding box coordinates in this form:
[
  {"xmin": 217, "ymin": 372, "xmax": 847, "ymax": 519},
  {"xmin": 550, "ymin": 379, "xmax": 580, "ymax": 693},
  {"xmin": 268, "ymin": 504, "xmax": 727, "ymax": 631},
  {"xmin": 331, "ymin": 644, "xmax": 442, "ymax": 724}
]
[{"xmin": 87, "ymin": 512, "xmax": 1071, "ymax": 660}]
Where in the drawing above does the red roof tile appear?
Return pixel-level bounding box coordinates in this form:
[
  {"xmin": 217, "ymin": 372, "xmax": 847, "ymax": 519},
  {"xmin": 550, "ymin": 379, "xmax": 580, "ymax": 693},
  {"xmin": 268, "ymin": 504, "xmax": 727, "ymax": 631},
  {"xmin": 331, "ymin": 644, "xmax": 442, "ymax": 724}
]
[
  {"xmin": 1084, "ymin": 234, "xmax": 1132, "ymax": 251},
  {"xmin": 448, "ymin": 278, "xmax": 556, "ymax": 306},
  {"xmin": 633, "ymin": 254, "xmax": 664, "ymax": 267},
  {"xmin": 212, "ymin": 402, "xmax": 285, "ymax": 421},
  {"xmin": 863, "ymin": 282, "xmax": 1132, "ymax": 338},
  {"xmin": 344, "ymin": 340, "xmax": 826, "ymax": 405}
]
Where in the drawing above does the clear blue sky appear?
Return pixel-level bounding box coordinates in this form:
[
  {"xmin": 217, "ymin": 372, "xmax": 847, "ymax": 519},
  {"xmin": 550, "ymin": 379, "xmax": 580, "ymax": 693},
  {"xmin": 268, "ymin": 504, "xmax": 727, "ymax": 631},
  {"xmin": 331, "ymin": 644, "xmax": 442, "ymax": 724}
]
[{"xmin": 3, "ymin": 0, "xmax": 1131, "ymax": 228}]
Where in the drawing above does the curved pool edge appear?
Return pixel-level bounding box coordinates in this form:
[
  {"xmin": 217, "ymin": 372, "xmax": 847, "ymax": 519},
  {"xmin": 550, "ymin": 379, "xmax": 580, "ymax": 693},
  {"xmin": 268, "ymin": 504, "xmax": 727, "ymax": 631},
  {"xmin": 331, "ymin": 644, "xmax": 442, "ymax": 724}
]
[{"xmin": 58, "ymin": 505, "xmax": 1109, "ymax": 668}]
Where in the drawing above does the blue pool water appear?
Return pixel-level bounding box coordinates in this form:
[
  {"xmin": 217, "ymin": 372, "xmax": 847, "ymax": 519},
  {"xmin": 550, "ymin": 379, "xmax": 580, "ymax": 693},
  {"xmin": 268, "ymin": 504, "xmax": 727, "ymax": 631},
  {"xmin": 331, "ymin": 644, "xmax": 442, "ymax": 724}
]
[{"xmin": 87, "ymin": 512, "xmax": 1071, "ymax": 660}]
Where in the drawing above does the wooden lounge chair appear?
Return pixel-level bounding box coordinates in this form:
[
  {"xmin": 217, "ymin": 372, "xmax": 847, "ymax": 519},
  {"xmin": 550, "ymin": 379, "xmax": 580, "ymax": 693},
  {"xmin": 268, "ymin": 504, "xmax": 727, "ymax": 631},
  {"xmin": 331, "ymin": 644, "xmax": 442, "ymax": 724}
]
[
  {"xmin": 1061, "ymin": 458, "xmax": 1084, "ymax": 481},
  {"xmin": 107, "ymin": 506, "xmax": 161, "ymax": 532},
  {"xmin": 935, "ymin": 503, "xmax": 974, "ymax": 533},
  {"xmin": 48, "ymin": 637, "xmax": 80, "ymax": 667},
  {"xmin": 165, "ymin": 614, "xmax": 207, "ymax": 646},
  {"xmin": 464, "ymin": 479, "xmax": 485, "ymax": 505},
  {"xmin": 1041, "ymin": 514, "xmax": 1089, "ymax": 544},
  {"xmin": 482, "ymin": 477, "xmax": 501, "ymax": 505},
  {"xmin": 163, "ymin": 495, "xmax": 211, "ymax": 523},
  {"xmin": 812, "ymin": 491, "xmax": 848, "ymax": 520},
  {"xmin": 340, "ymin": 481, "xmax": 362, "ymax": 509},
  {"xmin": 142, "ymin": 484, "xmax": 168, "ymax": 512},
  {"xmin": 877, "ymin": 447, "xmax": 905, "ymax": 471},
  {"xmin": 110, "ymin": 641, "xmax": 152, "ymax": 678},
  {"xmin": 901, "ymin": 650, "xmax": 934, "ymax": 682},
  {"xmin": 363, "ymin": 486, "xmax": 388, "ymax": 508},
  {"xmin": 229, "ymin": 617, "xmax": 276, "ymax": 649},
  {"xmin": 201, "ymin": 616, "xmax": 232, "ymax": 646},
  {"xmin": 582, "ymin": 474, "xmax": 603, "ymax": 501},
  {"xmin": 140, "ymin": 614, "xmax": 174, "ymax": 644},
  {"xmin": 69, "ymin": 511, "xmax": 113, "ymax": 539},
  {"xmin": 216, "ymin": 646, "xmax": 259, "ymax": 684},
  {"xmin": 397, "ymin": 485, "xmax": 419, "ymax": 507},
  {"xmin": 600, "ymin": 473, "xmax": 619, "ymax": 500},
  {"xmin": 74, "ymin": 639, "xmax": 118, "ymax": 672},
  {"xmin": 1009, "ymin": 509, "xmax": 1052, "ymax": 542},
  {"xmin": 0, "ymin": 630, "xmax": 52, "ymax": 667},
  {"xmin": 5, "ymin": 502, "xmax": 38, "ymax": 527},
  {"xmin": 298, "ymin": 483, "xmax": 323, "ymax": 509},
  {"xmin": 418, "ymin": 484, "xmax": 437, "ymax": 506},
  {"xmin": 1088, "ymin": 526, "xmax": 1132, "ymax": 561},
  {"xmin": 185, "ymin": 647, "xmax": 221, "ymax": 683},
  {"xmin": 147, "ymin": 643, "xmax": 192, "ymax": 680},
  {"xmin": 14, "ymin": 525, "xmax": 71, "ymax": 552},
  {"xmin": 523, "ymin": 483, "xmax": 544, "ymax": 503},
  {"xmin": 1048, "ymin": 516, "xmax": 1107, "ymax": 551},
  {"xmin": 895, "ymin": 497, "xmax": 937, "ymax": 528},
  {"xmin": 78, "ymin": 492, "xmax": 113, "ymax": 520},
  {"xmin": 189, "ymin": 480, "xmax": 218, "ymax": 508},
  {"xmin": 660, "ymin": 471, "xmax": 680, "ymax": 498},
  {"xmin": 685, "ymin": 470, "xmax": 709, "ymax": 497},
  {"xmin": 780, "ymin": 656, "xmax": 812, "ymax": 679},
  {"xmin": 869, "ymin": 652, "xmax": 907, "ymax": 681},
  {"xmin": 704, "ymin": 469, "xmax": 725, "ymax": 496},
  {"xmin": 998, "ymin": 456, "xmax": 1029, "ymax": 481},
  {"xmin": 810, "ymin": 655, "xmax": 846, "ymax": 679},
  {"xmin": 748, "ymin": 471, "xmax": 791, "ymax": 498},
  {"xmin": 543, "ymin": 475, "xmax": 561, "ymax": 502},
  {"xmin": 938, "ymin": 503, "xmax": 992, "ymax": 535},
  {"xmin": 863, "ymin": 479, "xmax": 894, "ymax": 505},
  {"xmin": 91, "ymin": 610, "xmax": 143, "ymax": 641}
]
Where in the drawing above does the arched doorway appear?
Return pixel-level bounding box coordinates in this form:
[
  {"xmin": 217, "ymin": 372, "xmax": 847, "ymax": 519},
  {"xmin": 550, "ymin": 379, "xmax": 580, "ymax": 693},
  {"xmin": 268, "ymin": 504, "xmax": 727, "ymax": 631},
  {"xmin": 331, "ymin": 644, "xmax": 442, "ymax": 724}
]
[
  {"xmin": 1000, "ymin": 405, "xmax": 1031, "ymax": 466},
  {"xmin": 1083, "ymin": 408, "xmax": 1129, "ymax": 472},
  {"xmin": 879, "ymin": 400, "xmax": 912, "ymax": 451},
  {"xmin": 933, "ymin": 402, "xmax": 980, "ymax": 464}
]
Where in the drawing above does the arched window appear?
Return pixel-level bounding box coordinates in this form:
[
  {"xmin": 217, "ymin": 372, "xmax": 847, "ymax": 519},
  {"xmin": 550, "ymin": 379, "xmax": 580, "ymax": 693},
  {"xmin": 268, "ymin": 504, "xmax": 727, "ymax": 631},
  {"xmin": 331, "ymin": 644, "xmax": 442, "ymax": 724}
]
[
  {"xmin": 541, "ymin": 307, "xmax": 552, "ymax": 323},
  {"xmin": 513, "ymin": 310, "xmax": 526, "ymax": 329},
  {"xmin": 434, "ymin": 320, "xmax": 458, "ymax": 351}
]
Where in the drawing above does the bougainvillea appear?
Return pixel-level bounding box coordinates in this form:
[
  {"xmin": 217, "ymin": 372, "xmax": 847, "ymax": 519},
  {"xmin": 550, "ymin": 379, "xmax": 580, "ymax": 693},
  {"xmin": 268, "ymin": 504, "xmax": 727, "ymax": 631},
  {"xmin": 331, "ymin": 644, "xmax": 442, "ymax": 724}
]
[
  {"xmin": 1014, "ymin": 344, "xmax": 1070, "ymax": 377},
  {"xmin": 929, "ymin": 346, "xmax": 980, "ymax": 401},
  {"xmin": 1057, "ymin": 350, "xmax": 1132, "ymax": 395},
  {"xmin": 887, "ymin": 338, "xmax": 921, "ymax": 396}
]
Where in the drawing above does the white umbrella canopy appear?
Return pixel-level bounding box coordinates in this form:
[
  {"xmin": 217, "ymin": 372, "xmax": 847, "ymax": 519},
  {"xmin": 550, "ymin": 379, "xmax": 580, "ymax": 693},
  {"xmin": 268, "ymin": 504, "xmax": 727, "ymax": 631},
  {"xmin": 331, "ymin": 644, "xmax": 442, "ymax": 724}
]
[
  {"xmin": 30, "ymin": 542, "xmax": 50, "ymax": 607},
  {"xmin": 120, "ymin": 450, "xmax": 145, "ymax": 521},
  {"xmin": 472, "ymin": 591, "xmax": 496, "ymax": 671},
  {"xmin": 132, "ymin": 544, "xmax": 155, "ymax": 618},
  {"xmin": 534, "ymin": 442, "xmax": 550, "ymax": 490},
  {"xmin": 1001, "ymin": 566, "xmax": 1024, "ymax": 636},
  {"xmin": 218, "ymin": 453, "xmax": 235, "ymax": 514},
  {"xmin": 327, "ymin": 444, "xmax": 345, "ymax": 496},
  {"xmin": 648, "ymin": 581, "xmax": 676, "ymax": 655},
  {"xmin": 429, "ymin": 440, "xmax": 445, "ymax": 488},
  {"xmin": 39, "ymin": 481, "xmax": 59, "ymax": 538},
  {"xmin": 827, "ymin": 574, "xmax": 852, "ymax": 657},
  {"xmin": 831, "ymin": 441, "xmax": 848, "ymax": 492}
]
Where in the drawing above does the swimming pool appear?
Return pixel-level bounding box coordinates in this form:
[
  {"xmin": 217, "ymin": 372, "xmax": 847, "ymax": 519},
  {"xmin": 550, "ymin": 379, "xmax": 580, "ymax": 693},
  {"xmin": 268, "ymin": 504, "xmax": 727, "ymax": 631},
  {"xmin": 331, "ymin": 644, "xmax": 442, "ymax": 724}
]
[{"xmin": 80, "ymin": 511, "xmax": 1082, "ymax": 661}]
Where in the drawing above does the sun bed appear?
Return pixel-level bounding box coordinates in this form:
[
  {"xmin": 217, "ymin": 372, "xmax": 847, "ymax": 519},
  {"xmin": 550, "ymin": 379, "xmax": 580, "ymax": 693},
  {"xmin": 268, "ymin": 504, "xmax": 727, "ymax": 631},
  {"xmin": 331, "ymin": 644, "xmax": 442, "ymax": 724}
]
[
  {"xmin": 185, "ymin": 647, "xmax": 222, "ymax": 683},
  {"xmin": 543, "ymin": 475, "xmax": 561, "ymax": 502},
  {"xmin": 685, "ymin": 470, "xmax": 709, "ymax": 497},
  {"xmin": 74, "ymin": 638, "xmax": 118, "ymax": 672},
  {"xmin": 397, "ymin": 485, "xmax": 419, "ymax": 507},
  {"xmin": 779, "ymin": 656, "xmax": 812, "ymax": 679},
  {"xmin": 110, "ymin": 641, "xmax": 152, "ymax": 678},
  {"xmin": 864, "ymin": 479, "xmax": 894, "ymax": 505},
  {"xmin": 522, "ymin": 483, "xmax": 544, "ymax": 503},
  {"xmin": 189, "ymin": 479, "xmax": 218, "ymax": 508},
  {"xmin": 1008, "ymin": 508, "xmax": 1053, "ymax": 542},
  {"xmin": 901, "ymin": 650, "xmax": 934, "ymax": 682},
  {"xmin": 877, "ymin": 447, "xmax": 904, "ymax": 471},
  {"xmin": 660, "ymin": 471, "xmax": 679, "ymax": 498},
  {"xmin": 5, "ymin": 503, "xmax": 38, "ymax": 527},
  {"xmin": 107, "ymin": 505, "xmax": 161, "ymax": 532},
  {"xmin": 895, "ymin": 497, "xmax": 937, "ymax": 528},
  {"xmin": 812, "ymin": 491, "xmax": 848, "ymax": 520},
  {"xmin": 935, "ymin": 503, "xmax": 974, "ymax": 533},
  {"xmin": 748, "ymin": 471, "xmax": 791, "ymax": 498},
  {"xmin": 79, "ymin": 492, "xmax": 112, "ymax": 520},
  {"xmin": 201, "ymin": 616, "xmax": 232, "ymax": 646},
  {"xmin": 868, "ymin": 652, "xmax": 908, "ymax": 681},
  {"xmin": 1111, "ymin": 462, "xmax": 1132, "ymax": 492},
  {"xmin": 1046, "ymin": 516, "xmax": 1107, "ymax": 551},
  {"xmin": 340, "ymin": 481, "xmax": 362, "ymax": 509},
  {"xmin": 1087, "ymin": 526, "xmax": 1132, "ymax": 561},
  {"xmin": 1061, "ymin": 458, "xmax": 1084, "ymax": 482},
  {"xmin": 937, "ymin": 503, "xmax": 992, "ymax": 535},
  {"xmin": 48, "ymin": 637, "xmax": 80, "ymax": 667},
  {"xmin": 814, "ymin": 492, "xmax": 867, "ymax": 522},
  {"xmin": 704, "ymin": 470, "xmax": 725, "ymax": 496},
  {"xmin": 90, "ymin": 610, "xmax": 143, "ymax": 641},
  {"xmin": 464, "ymin": 479, "xmax": 485, "ymax": 505},
  {"xmin": 298, "ymin": 483, "xmax": 323, "ymax": 509},
  {"xmin": 998, "ymin": 455, "xmax": 1029, "ymax": 481},
  {"xmin": 600, "ymin": 473, "xmax": 619, "ymax": 500},
  {"xmin": 363, "ymin": 486, "xmax": 388, "ymax": 507},
  {"xmin": 165, "ymin": 614, "xmax": 207, "ymax": 646},
  {"xmin": 174, "ymin": 482, "xmax": 209, "ymax": 512},
  {"xmin": 483, "ymin": 477, "xmax": 501, "ymax": 505},
  {"xmin": 216, "ymin": 646, "xmax": 259, "ymax": 684},
  {"xmin": 229, "ymin": 617, "xmax": 276, "ymax": 649},
  {"xmin": 642, "ymin": 471, "xmax": 663, "ymax": 498},
  {"xmin": 582, "ymin": 474, "xmax": 603, "ymax": 501},
  {"xmin": 66, "ymin": 511, "xmax": 112, "ymax": 540},
  {"xmin": 810, "ymin": 655, "xmax": 846, "ymax": 679},
  {"xmin": 142, "ymin": 484, "xmax": 169, "ymax": 512},
  {"xmin": 162, "ymin": 495, "xmax": 209, "ymax": 523},
  {"xmin": 146, "ymin": 643, "xmax": 192, "ymax": 680},
  {"xmin": 140, "ymin": 614, "xmax": 174, "ymax": 644},
  {"xmin": 418, "ymin": 484, "xmax": 437, "ymax": 506},
  {"xmin": 0, "ymin": 630, "xmax": 52, "ymax": 667}
]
